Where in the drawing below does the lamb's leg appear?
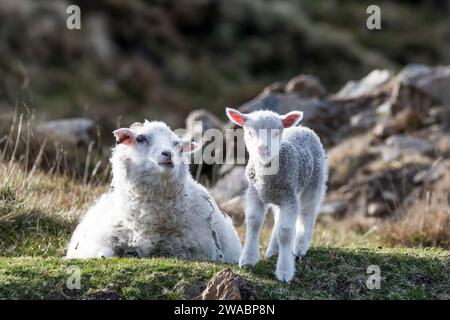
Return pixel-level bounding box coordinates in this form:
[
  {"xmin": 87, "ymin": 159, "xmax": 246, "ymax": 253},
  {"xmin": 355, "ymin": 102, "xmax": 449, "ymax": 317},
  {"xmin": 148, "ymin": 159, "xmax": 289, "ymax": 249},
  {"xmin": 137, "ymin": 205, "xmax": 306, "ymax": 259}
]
[
  {"xmin": 239, "ymin": 186, "xmax": 266, "ymax": 268},
  {"xmin": 265, "ymin": 206, "xmax": 279, "ymax": 259},
  {"xmin": 294, "ymin": 193, "xmax": 321, "ymax": 258},
  {"xmin": 275, "ymin": 200, "xmax": 298, "ymax": 282}
]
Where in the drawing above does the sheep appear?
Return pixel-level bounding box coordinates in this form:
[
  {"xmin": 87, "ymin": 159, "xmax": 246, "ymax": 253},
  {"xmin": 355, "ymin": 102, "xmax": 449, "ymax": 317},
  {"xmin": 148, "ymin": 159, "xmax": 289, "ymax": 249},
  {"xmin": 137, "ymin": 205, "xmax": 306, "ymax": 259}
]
[
  {"xmin": 66, "ymin": 120, "xmax": 241, "ymax": 263},
  {"xmin": 226, "ymin": 108, "xmax": 328, "ymax": 282}
]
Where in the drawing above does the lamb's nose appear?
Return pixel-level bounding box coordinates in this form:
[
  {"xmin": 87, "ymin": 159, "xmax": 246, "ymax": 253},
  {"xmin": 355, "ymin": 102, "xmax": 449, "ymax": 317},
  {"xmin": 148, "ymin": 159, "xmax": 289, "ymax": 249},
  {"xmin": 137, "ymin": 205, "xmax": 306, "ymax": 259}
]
[
  {"xmin": 258, "ymin": 145, "xmax": 268, "ymax": 153},
  {"xmin": 161, "ymin": 151, "xmax": 172, "ymax": 159}
]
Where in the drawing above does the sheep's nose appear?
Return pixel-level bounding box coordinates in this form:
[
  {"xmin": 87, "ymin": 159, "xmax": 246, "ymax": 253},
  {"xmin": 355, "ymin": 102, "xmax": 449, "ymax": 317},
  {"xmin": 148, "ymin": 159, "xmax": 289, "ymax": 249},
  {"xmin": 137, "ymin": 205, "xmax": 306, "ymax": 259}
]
[
  {"xmin": 161, "ymin": 151, "xmax": 173, "ymax": 159},
  {"xmin": 258, "ymin": 145, "xmax": 268, "ymax": 153}
]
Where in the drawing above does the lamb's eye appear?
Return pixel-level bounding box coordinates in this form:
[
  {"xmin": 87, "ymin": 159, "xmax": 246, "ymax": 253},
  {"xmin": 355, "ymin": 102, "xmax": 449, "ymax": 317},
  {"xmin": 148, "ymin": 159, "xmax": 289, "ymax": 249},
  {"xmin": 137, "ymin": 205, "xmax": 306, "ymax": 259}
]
[
  {"xmin": 272, "ymin": 131, "xmax": 279, "ymax": 137},
  {"xmin": 136, "ymin": 135, "xmax": 147, "ymax": 144}
]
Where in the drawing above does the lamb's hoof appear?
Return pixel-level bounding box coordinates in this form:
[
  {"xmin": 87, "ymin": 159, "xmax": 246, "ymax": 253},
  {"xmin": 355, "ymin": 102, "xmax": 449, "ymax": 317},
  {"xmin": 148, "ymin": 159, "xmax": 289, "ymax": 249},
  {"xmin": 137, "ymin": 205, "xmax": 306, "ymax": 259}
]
[
  {"xmin": 239, "ymin": 255, "xmax": 259, "ymax": 269},
  {"xmin": 275, "ymin": 267, "xmax": 295, "ymax": 283}
]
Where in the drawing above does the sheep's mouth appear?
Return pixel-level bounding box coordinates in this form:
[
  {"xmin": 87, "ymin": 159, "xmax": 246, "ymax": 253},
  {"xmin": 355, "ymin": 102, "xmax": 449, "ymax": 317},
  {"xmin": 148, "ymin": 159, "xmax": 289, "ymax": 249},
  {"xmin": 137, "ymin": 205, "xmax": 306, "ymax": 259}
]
[{"xmin": 159, "ymin": 160, "xmax": 174, "ymax": 168}]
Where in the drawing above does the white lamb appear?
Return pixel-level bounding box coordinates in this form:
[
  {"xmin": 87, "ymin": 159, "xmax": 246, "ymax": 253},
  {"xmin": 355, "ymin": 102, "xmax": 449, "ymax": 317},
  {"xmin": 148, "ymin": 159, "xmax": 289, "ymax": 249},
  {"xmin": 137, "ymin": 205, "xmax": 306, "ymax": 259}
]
[
  {"xmin": 66, "ymin": 120, "xmax": 241, "ymax": 263},
  {"xmin": 226, "ymin": 108, "xmax": 328, "ymax": 282}
]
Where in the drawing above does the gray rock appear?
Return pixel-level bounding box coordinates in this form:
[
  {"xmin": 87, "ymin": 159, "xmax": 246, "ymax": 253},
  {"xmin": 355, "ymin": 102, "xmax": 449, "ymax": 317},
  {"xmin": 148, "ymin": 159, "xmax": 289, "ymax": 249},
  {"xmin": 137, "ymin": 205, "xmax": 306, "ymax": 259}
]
[
  {"xmin": 210, "ymin": 166, "xmax": 248, "ymax": 204},
  {"xmin": 185, "ymin": 109, "xmax": 224, "ymax": 143},
  {"xmin": 380, "ymin": 134, "xmax": 434, "ymax": 161},
  {"xmin": 284, "ymin": 74, "xmax": 326, "ymax": 98},
  {"xmin": 36, "ymin": 117, "xmax": 95, "ymax": 145},
  {"xmin": 319, "ymin": 201, "xmax": 347, "ymax": 216},
  {"xmin": 335, "ymin": 69, "xmax": 391, "ymax": 99},
  {"xmin": 372, "ymin": 119, "xmax": 398, "ymax": 139},
  {"xmin": 367, "ymin": 202, "xmax": 387, "ymax": 217},
  {"xmin": 390, "ymin": 64, "xmax": 450, "ymax": 115},
  {"xmin": 413, "ymin": 159, "xmax": 446, "ymax": 184},
  {"xmin": 350, "ymin": 109, "xmax": 377, "ymax": 131}
]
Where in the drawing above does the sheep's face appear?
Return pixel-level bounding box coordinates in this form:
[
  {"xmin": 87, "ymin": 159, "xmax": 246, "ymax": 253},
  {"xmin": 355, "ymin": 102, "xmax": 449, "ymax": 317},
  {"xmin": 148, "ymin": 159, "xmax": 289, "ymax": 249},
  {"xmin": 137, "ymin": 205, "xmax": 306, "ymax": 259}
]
[
  {"xmin": 226, "ymin": 108, "xmax": 303, "ymax": 163},
  {"xmin": 112, "ymin": 121, "xmax": 199, "ymax": 186}
]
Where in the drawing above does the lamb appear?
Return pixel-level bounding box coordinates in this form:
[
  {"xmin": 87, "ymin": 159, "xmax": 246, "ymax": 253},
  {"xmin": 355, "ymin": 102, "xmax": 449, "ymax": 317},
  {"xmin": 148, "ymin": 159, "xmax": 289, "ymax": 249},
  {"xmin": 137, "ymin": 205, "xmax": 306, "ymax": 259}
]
[
  {"xmin": 226, "ymin": 108, "xmax": 328, "ymax": 282},
  {"xmin": 66, "ymin": 120, "xmax": 241, "ymax": 263}
]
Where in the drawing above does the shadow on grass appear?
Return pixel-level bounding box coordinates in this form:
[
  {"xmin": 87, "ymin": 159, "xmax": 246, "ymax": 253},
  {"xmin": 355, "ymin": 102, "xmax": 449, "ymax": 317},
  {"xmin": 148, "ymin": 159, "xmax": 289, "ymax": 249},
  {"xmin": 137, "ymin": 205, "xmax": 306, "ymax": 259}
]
[{"xmin": 0, "ymin": 208, "xmax": 73, "ymax": 257}]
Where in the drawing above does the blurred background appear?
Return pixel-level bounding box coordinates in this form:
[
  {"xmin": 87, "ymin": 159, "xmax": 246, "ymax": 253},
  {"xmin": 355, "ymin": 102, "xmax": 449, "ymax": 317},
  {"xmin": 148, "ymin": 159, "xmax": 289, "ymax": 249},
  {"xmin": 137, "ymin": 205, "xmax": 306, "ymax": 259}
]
[
  {"xmin": 1, "ymin": 0, "xmax": 449, "ymax": 127},
  {"xmin": 0, "ymin": 0, "xmax": 449, "ymax": 254}
]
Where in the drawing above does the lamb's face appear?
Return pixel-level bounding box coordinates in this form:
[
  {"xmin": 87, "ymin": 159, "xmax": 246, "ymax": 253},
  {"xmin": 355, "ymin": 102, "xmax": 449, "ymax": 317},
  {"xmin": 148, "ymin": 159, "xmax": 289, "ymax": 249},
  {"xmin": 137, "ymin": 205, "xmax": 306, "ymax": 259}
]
[
  {"xmin": 226, "ymin": 108, "xmax": 303, "ymax": 163},
  {"xmin": 112, "ymin": 121, "xmax": 199, "ymax": 186}
]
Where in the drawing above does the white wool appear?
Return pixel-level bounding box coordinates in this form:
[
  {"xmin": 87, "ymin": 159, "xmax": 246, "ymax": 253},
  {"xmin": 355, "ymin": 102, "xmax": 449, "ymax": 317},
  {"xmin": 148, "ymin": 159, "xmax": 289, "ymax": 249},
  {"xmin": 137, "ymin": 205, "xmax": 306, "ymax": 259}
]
[
  {"xmin": 226, "ymin": 108, "xmax": 328, "ymax": 282},
  {"xmin": 66, "ymin": 121, "xmax": 241, "ymax": 263}
]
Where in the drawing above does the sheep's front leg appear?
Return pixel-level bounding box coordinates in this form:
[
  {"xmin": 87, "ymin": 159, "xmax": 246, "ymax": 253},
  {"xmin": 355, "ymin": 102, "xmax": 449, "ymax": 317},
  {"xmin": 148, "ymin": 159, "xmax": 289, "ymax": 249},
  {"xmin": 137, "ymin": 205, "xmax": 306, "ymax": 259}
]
[
  {"xmin": 275, "ymin": 200, "xmax": 298, "ymax": 282},
  {"xmin": 240, "ymin": 186, "xmax": 266, "ymax": 268}
]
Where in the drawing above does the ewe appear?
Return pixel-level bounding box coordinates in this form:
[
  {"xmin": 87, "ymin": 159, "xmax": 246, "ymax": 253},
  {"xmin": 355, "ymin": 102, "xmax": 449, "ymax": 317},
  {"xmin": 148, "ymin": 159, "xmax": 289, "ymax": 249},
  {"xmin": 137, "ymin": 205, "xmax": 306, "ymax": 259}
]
[
  {"xmin": 66, "ymin": 120, "xmax": 241, "ymax": 262},
  {"xmin": 226, "ymin": 108, "xmax": 328, "ymax": 282}
]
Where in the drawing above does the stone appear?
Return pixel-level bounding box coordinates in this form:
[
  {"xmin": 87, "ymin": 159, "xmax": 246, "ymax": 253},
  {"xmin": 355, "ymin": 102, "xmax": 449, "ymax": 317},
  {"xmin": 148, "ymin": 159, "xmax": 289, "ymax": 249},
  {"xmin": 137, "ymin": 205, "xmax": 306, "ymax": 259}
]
[
  {"xmin": 36, "ymin": 117, "xmax": 95, "ymax": 146},
  {"xmin": 367, "ymin": 202, "xmax": 387, "ymax": 217},
  {"xmin": 372, "ymin": 120, "xmax": 398, "ymax": 139},
  {"xmin": 335, "ymin": 69, "xmax": 391, "ymax": 99},
  {"xmin": 185, "ymin": 109, "xmax": 224, "ymax": 143},
  {"xmin": 210, "ymin": 166, "xmax": 248, "ymax": 204},
  {"xmin": 319, "ymin": 201, "xmax": 347, "ymax": 216},
  {"xmin": 201, "ymin": 267, "xmax": 242, "ymax": 300},
  {"xmin": 380, "ymin": 134, "xmax": 434, "ymax": 161},
  {"xmin": 284, "ymin": 74, "xmax": 326, "ymax": 98},
  {"xmin": 413, "ymin": 159, "xmax": 447, "ymax": 184},
  {"xmin": 350, "ymin": 109, "xmax": 377, "ymax": 131}
]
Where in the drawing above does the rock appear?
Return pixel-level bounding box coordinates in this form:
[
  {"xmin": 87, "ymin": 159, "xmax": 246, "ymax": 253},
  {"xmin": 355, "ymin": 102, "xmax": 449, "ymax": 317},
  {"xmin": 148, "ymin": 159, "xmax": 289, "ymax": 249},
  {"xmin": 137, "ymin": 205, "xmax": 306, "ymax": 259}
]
[
  {"xmin": 380, "ymin": 134, "xmax": 434, "ymax": 161},
  {"xmin": 335, "ymin": 69, "xmax": 391, "ymax": 99},
  {"xmin": 367, "ymin": 202, "xmax": 387, "ymax": 217},
  {"xmin": 390, "ymin": 64, "xmax": 450, "ymax": 116},
  {"xmin": 219, "ymin": 195, "xmax": 245, "ymax": 227},
  {"xmin": 394, "ymin": 109, "xmax": 423, "ymax": 132},
  {"xmin": 319, "ymin": 201, "xmax": 347, "ymax": 216},
  {"xmin": 185, "ymin": 109, "xmax": 225, "ymax": 143},
  {"xmin": 262, "ymin": 81, "xmax": 286, "ymax": 95},
  {"xmin": 201, "ymin": 267, "xmax": 242, "ymax": 300},
  {"xmin": 350, "ymin": 109, "xmax": 377, "ymax": 131},
  {"xmin": 36, "ymin": 117, "xmax": 95, "ymax": 146},
  {"xmin": 211, "ymin": 166, "xmax": 248, "ymax": 204},
  {"xmin": 428, "ymin": 106, "xmax": 450, "ymax": 124},
  {"xmin": 372, "ymin": 119, "xmax": 398, "ymax": 139},
  {"xmin": 413, "ymin": 159, "xmax": 447, "ymax": 184},
  {"xmin": 284, "ymin": 74, "xmax": 326, "ymax": 98}
]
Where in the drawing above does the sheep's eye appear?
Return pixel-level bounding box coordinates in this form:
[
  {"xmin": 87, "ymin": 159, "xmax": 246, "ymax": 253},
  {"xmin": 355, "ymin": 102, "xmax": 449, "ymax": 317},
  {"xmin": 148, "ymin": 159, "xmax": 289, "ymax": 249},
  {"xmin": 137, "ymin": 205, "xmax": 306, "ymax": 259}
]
[
  {"xmin": 136, "ymin": 135, "xmax": 147, "ymax": 144},
  {"xmin": 248, "ymin": 129, "xmax": 255, "ymax": 137},
  {"xmin": 272, "ymin": 131, "xmax": 279, "ymax": 137}
]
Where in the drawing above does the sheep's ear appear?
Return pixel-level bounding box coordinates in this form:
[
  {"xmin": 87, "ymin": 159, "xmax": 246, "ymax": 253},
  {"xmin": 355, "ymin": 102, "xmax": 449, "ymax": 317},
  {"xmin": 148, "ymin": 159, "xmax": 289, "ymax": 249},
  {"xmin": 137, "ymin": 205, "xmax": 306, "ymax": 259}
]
[
  {"xmin": 226, "ymin": 107, "xmax": 247, "ymax": 126},
  {"xmin": 113, "ymin": 128, "xmax": 134, "ymax": 145},
  {"xmin": 281, "ymin": 111, "xmax": 303, "ymax": 128},
  {"xmin": 180, "ymin": 141, "xmax": 201, "ymax": 154}
]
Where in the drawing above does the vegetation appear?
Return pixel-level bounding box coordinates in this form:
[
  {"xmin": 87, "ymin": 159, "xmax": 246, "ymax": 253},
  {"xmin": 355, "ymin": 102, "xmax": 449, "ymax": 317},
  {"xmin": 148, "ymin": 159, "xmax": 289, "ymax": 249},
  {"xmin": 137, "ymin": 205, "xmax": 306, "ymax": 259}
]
[{"xmin": 0, "ymin": 158, "xmax": 448, "ymax": 299}]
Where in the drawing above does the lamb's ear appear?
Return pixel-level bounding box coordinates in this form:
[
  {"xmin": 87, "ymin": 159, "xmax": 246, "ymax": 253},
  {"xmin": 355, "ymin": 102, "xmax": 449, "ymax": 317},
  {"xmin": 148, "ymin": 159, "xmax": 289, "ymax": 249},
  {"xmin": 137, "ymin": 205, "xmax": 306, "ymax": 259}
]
[
  {"xmin": 281, "ymin": 111, "xmax": 303, "ymax": 128},
  {"xmin": 180, "ymin": 141, "xmax": 201, "ymax": 154},
  {"xmin": 226, "ymin": 107, "xmax": 247, "ymax": 126},
  {"xmin": 113, "ymin": 128, "xmax": 134, "ymax": 145}
]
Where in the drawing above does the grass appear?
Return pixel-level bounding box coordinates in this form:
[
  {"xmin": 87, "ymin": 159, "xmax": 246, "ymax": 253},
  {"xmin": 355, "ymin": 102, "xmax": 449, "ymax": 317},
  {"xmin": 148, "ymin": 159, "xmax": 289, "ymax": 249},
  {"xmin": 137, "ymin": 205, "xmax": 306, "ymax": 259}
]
[
  {"xmin": 0, "ymin": 247, "xmax": 448, "ymax": 300},
  {"xmin": 0, "ymin": 162, "xmax": 448, "ymax": 299}
]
